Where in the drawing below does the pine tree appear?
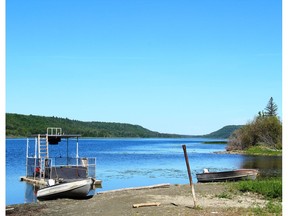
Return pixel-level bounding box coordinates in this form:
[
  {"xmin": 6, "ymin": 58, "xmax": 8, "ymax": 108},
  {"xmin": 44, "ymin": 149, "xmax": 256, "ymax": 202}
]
[{"xmin": 264, "ymin": 97, "xmax": 278, "ymax": 116}]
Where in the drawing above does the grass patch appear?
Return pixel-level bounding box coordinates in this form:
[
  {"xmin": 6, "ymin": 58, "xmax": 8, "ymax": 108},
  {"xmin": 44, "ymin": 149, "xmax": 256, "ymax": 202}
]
[
  {"xmin": 232, "ymin": 178, "xmax": 282, "ymax": 215},
  {"xmin": 249, "ymin": 201, "xmax": 282, "ymax": 215},
  {"xmin": 234, "ymin": 177, "xmax": 282, "ymax": 200},
  {"xmin": 245, "ymin": 146, "xmax": 282, "ymax": 156},
  {"xmin": 215, "ymin": 191, "xmax": 232, "ymax": 199},
  {"xmin": 265, "ymin": 201, "xmax": 282, "ymax": 214}
]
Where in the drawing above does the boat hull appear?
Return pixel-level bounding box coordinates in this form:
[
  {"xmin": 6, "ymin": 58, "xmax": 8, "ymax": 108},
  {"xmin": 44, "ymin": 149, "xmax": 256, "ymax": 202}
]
[
  {"xmin": 196, "ymin": 169, "xmax": 258, "ymax": 183},
  {"xmin": 37, "ymin": 178, "xmax": 92, "ymax": 200}
]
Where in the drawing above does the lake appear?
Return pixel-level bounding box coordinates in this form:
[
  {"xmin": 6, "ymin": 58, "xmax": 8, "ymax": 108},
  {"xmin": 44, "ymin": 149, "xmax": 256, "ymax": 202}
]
[{"xmin": 6, "ymin": 138, "xmax": 282, "ymax": 205}]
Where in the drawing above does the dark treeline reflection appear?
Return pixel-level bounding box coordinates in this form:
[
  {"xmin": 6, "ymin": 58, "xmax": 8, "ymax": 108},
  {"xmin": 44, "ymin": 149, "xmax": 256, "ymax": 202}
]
[{"xmin": 241, "ymin": 155, "xmax": 282, "ymax": 177}]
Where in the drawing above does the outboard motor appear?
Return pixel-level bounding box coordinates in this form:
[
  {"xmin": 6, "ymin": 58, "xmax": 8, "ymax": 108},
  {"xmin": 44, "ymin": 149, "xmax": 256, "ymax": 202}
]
[{"xmin": 203, "ymin": 168, "xmax": 209, "ymax": 173}]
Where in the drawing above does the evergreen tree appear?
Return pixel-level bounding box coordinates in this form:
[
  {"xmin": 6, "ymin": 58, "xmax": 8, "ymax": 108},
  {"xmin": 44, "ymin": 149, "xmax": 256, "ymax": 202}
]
[{"xmin": 264, "ymin": 97, "xmax": 278, "ymax": 116}]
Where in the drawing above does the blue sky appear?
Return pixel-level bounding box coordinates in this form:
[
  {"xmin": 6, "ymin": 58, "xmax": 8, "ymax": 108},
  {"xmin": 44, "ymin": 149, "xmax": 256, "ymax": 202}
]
[{"xmin": 5, "ymin": 0, "xmax": 282, "ymax": 135}]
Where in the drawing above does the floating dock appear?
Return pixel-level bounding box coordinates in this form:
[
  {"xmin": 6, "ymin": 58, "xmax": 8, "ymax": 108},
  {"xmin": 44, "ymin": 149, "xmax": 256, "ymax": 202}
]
[{"xmin": 22, "ymin": 127, "xmax": 102, "ymax": 190}]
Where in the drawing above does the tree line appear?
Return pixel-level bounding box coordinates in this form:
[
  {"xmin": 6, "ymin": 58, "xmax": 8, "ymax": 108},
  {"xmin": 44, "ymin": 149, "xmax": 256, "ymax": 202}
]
[
  {"xmin": 6, "ymin": 113, "xmax": 187, "ymax": 138},
  {"xmin": 6, "ymin": 113, "xmax": 247, "ymax": 139},
  {"xmin": 227, "ymin": 97, "xmax": 282, "ymax": 151}
]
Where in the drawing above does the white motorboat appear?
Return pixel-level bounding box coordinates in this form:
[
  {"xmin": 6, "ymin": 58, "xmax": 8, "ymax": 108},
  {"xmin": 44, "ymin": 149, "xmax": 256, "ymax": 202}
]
[{"xmin": 37, "ymin": 178, "xmax": 93, "ymax": 200}]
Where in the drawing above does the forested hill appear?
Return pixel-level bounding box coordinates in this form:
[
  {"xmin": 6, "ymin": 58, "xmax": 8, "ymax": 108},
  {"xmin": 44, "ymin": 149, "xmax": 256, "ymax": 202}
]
[
  {"xmin": 6, "ymin": 113, "xmax": 241, "ymax": 138},
  {"xmin": 6, "ymin": 113, "xmax": 186, "ymax": 138},
  {"xmin": 202, "ymin": 125, "xmax": 243, "ymax": 139}
]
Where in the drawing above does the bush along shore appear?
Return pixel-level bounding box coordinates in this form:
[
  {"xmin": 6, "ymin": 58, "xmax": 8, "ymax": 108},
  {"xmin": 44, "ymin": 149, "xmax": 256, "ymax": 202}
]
[
  {"xmin": 227, "ymin": 97, "xmax": 282, "ymax": 156},
  {"xmin": 6, "ymin": 178, "xmax": 282, "ymax": 216}
]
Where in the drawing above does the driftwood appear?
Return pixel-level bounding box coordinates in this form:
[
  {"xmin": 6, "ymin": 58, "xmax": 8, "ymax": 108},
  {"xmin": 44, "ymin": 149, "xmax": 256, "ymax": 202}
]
[{"xmin": 132, "ymin": 202, "xmax": 161, "ymax": 208}]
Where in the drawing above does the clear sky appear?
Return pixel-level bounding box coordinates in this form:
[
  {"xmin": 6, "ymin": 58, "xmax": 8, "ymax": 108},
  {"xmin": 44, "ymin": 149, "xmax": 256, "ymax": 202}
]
[{"xmin": 5, "ymin": 0, "xmax": 282, "ymax": 135}]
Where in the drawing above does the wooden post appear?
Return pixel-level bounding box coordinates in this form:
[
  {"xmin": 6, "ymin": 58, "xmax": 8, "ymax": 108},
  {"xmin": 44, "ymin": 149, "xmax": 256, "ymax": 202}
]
[
  {"xmin": 182, "ymin": 145, "xmax": 197, "ymax": 207},
  {"xmin": 182, "ymin": 145, "xmax": 192, "ymax": 186}
]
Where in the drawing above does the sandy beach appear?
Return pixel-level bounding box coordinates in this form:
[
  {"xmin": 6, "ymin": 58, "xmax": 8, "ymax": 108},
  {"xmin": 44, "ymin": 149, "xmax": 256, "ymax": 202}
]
[{"xmin": 6, "ymin": 182, "xmax": 273, "ymax": 216}]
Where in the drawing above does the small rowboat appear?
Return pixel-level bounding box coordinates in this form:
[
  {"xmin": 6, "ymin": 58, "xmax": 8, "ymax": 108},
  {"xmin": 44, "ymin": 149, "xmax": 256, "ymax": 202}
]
[
  {"xmin": 196, "ymin": 169, "xmax": 258, "ymax": 183},
  {"xmin": 37, "ymin": 178, "xmax": 93, "ymax": 200}
]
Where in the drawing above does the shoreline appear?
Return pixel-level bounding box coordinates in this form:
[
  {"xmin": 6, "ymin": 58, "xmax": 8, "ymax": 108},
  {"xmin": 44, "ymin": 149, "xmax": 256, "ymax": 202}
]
[
  {"xmin": 6, "ymin": 183, "xmax": 277, "ymax": 216},
  {"xmin": 214, "ymin": 150, "xmax": 282, "ymax": 156}
]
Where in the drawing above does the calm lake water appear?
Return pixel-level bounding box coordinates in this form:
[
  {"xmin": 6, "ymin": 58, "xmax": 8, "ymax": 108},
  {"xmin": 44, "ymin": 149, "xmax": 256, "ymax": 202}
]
[{"xmin": 6, "ymin": 138, "xmax": 282, "ymax": 205}]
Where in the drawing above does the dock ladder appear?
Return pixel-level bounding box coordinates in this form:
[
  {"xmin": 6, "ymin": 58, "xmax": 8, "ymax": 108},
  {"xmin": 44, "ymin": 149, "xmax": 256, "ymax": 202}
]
[{"xmin": 37, "ymin": 134, "xmax": 49, "ymax": 179}]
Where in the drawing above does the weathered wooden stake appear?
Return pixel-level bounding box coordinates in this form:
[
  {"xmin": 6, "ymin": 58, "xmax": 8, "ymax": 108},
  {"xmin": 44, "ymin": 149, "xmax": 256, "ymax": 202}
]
[{"xmin": 182, "ymin": 144, "xmax": 197, "ymax": 207}]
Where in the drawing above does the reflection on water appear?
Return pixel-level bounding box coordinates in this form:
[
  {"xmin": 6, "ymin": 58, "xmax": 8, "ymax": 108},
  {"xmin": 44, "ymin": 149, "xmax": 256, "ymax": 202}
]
[
  {"xmin": 241, "ymin": 155, "xmax": 282, "ymax": 177},
  {"xmin": 24, "ymin": 184, "xmax": 38, "ymax": 203}
]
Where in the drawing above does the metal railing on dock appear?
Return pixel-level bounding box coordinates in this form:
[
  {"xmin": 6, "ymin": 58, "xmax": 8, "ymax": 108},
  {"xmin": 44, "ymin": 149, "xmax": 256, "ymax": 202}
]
[
  {"xmin": 23, "ymin": 128, "xmax": 100, "ymax": 187},
  {"xmin": 26, "ymin": 157, "xmax": 96, "ymax": 180}
]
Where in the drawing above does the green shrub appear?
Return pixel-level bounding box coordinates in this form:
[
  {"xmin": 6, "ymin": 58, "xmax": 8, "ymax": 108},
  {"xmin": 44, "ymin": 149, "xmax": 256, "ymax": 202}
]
[
  {"xmin": 227, "ymin": 116, "xmax": 282, "ymax": 151},
  {"xmin": 235, "ymin": 178, "xmax": 282, "ymax": 200}
]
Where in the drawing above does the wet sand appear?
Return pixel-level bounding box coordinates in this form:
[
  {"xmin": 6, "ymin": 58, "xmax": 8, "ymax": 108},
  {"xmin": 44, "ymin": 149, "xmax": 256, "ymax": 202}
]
[{"xmin": 6, "ymin": 183, "xmax": 271, "ymax": 216}]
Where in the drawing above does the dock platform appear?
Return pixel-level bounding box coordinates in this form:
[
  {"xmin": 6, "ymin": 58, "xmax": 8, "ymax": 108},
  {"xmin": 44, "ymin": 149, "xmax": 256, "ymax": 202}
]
[{"xmin": 20, "ymin": 176, "xmax": 47, "ymax": 186}]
